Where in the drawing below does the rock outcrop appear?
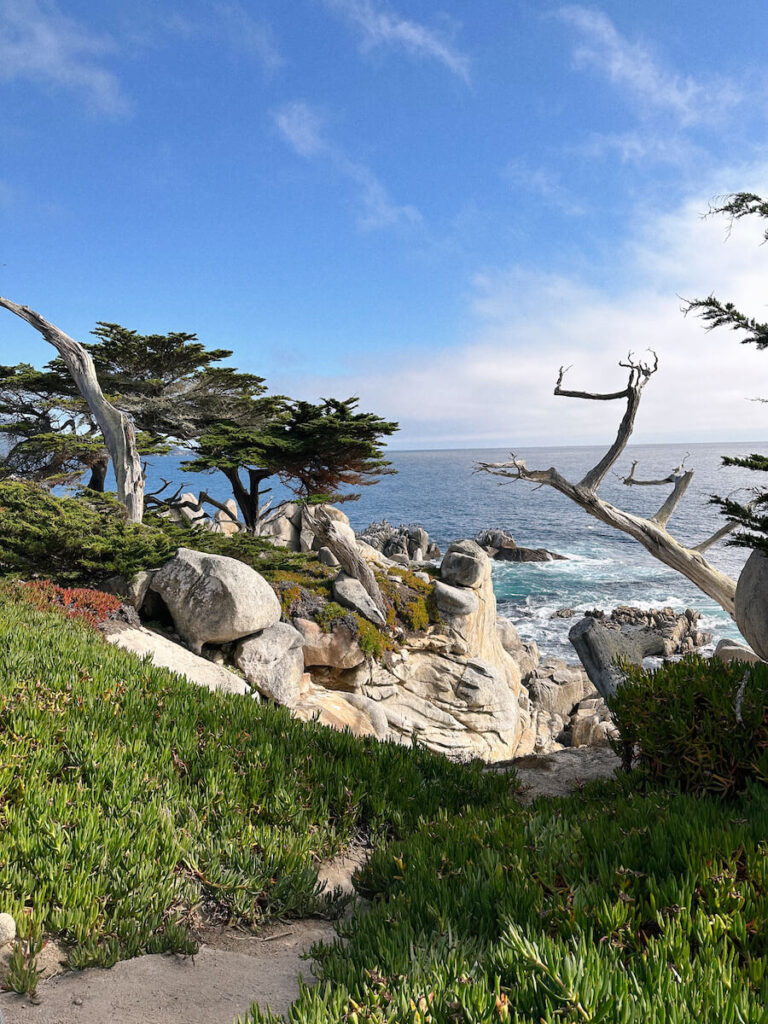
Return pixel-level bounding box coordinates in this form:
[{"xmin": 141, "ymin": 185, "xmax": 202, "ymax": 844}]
[
  {"xmin": 288, "ymin": 539, "xmax": 525, "ymax": 761},
  {"xmin": 105, "ymin": 624, "xmax": 249, "ymax": 696},
  {"xmin": 569, "ymin": 606, "xmax": 713, "ymax": 699},
  {"xmin": 150, "ymin": 548, "xmax": 281, "ymax": 653},
  {"xmin": 358, "ymin": 520, "xmax": 441, "ymax": 563},
  {"xmin": 475, "ymin": 529, "xmax": 566, "ymax": 563}
]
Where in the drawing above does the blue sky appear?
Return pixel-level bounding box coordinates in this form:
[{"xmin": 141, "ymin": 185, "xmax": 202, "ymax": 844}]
[{"xmin": 2, "ymin": 0, "xmax": 768, "ymax": 448}]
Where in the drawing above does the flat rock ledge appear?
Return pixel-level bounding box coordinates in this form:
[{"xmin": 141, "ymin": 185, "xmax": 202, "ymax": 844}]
[{"xmin": 492, "ymin": 746, "xmax": 622, "ymax": 804}]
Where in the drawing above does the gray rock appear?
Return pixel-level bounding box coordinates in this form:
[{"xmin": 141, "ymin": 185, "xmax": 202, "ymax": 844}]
[
  {"xmin": 714, "ymin": 637, "xmax": 763, "ymax": 665},
  {"xmin": 433, "ymin": 581, "xmax": 479, "ymax": 616},
  {"xmin": 211, "ymin": 500, "xmax": 240, "ymax": 536},
  {"xmin": 318, "ymin": 546, "xmax": 340, "ymax": 568},
  {"xmin": 293, "ymin": 617, "xmax": 366, "ymax": 670},
  {"xmin": 102, "ymin": 570, "xmax": 156, "ymax": 611},
  {"xmin": 105, "ymin": 625, "xmax": 249, "ymax": 696},
  {"xmin": 568, "ymin": 616, "xmax": 641, "ymax": 699},
  {"xmin": 0, "ymin": 913, "xmax": 16, "ymax": 948},
  {"xmin": 527, "ymin": 657, "xmax": 589, "ymax": 717},
  {"xmin": 735, "ymin": 550, "xmax": 768, "ymax": 660},
  {"xmin": 151, "ymin": 548, "xmax": 281, "ymax": 653},
  {"xmin": 332, "ymin": 572, "xmax": 387, "ymax": 627},
  {"xmin": 440, "ymin": 540, "xmax": 490, "ymax": 589},
  {"xmin": 234, "ymin": 623, "xmax": 305, "ymax": 706}
]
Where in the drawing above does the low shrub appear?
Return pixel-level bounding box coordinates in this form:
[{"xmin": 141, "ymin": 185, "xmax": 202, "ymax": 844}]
[
  {"xmin": 0, "ymin": 482, "xmax": 177, "ymax": 587},
  {"xmin": 609, "ymin": 654, "xmax": 768, "ymax": 795}
]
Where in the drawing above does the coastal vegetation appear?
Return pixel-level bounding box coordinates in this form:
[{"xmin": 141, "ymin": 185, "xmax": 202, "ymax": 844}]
[
  {"xmin": 0, "ymin": 304, "xmax": 397, "ymax": 533},
  {"xmin": 0, "ymin": 582, "xmax": 507, "ymax": 990}
]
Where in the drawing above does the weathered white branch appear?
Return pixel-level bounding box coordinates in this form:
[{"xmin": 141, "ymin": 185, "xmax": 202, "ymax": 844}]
[
  {"xmin": 309, "ymin": 507, "xmax": 389, "ymax": 622},
  {"xmin": 555, "ymin": 354, "xmax": 658, "ymax": 493},
  {"xmin": 693, "ymin": 520, "xmax": 738, "ymax": 553},
  {"xmin": 0, "ymin": 297, "xmax": 145, "ymax": 521},
  {"xmin": 477, "ymin": 357, "xmax": 737, "ymax": 623}
]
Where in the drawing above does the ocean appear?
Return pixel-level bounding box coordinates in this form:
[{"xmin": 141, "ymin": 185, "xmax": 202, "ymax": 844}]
[{"xmin": 142, "ymin": 442, "xmax": 765, "ymax": 662}]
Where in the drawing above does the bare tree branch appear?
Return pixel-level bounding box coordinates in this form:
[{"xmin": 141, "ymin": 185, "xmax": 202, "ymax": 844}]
[
  {"xmin": 0, "ymin": 297, "xmax": 145, "ymax": 521},
  {"xmin": 476, "ymin": 355, "xmax": 738, "ymax": 618},
  {"xmin": 651, "ymin": 470, "xmax": 693, "ymax": 527},
  {"xmin": 693, "ymin": 519, "xmax": 738, "ymax": 553},
  {"xmin": 309, "ymin": 506, "xmax": 388, "ymax": 622},
  {"xmin": 553, "ymin": 353, "xmax": 658, "ymax": 492}
]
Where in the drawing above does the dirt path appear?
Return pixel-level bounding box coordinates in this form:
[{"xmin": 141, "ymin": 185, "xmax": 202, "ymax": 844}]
[{"xmin": 0, "ymin": 847, "xmax": 368, "ymax": 1024}]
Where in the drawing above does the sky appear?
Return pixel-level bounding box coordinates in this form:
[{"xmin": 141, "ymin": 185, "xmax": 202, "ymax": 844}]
[{"xmin": 1, "ymin": 0, "xmax": 768, "ymax": 449}]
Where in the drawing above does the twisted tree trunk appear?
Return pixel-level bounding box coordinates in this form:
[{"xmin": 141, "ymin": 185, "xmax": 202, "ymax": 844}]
[
  {"xmin": 477, "ymin": 355, "xmax": 738, "ymax": 618},
  {"xmin": 0, "ymin": 298, "xmax": 144, "ymax": 521}
]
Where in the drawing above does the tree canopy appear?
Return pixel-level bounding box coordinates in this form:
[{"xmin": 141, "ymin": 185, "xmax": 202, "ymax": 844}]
[
  {"xmin": 683, "ymin": 192, "xmax": 768, "ymax": 553},
  {"xmin": 184, "ymin": 397, "xmax": 398, "ymax": 533}
]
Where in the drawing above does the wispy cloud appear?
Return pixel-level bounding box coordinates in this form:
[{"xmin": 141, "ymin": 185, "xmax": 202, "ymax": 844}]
[
  {"xmin": 274, "ymin": 100, "xmax": 421, "ymax": 230},
  {"xmin": 0, "ymin": 0, "xmax": 128, "ymax": 115},
  {"xmin": 575, "ymin": 130, "xmax": 703, "ymax": 168},
  {"xmin": 166, "ymin": 4, "xmax": 283, "ymax": 73},
  {"xmin": 556, "ymin": 6, "xmax": 742, "ymax": 126},
  {"xmin": 267, "ymin": 174, "xmax": 768, "ymax": 447},
  {"xmin": 322, "ymin": 0, "xmax": 470, "ymax": 82},
  {"xmin": 504, "ymin": 159, "xmax": 585, "ymax": 216}
]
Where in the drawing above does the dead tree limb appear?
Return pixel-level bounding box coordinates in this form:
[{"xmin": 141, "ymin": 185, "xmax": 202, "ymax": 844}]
[
  {"xmin": 0, "ymin": 297, "xmax": 145, "ymax": 522},
  {"xmin": 476, "ymin": 354, "xmax": 738, "ymax": 618},
  {"xmin": 309, "ymin": 507, "xmax": 388, "ymax": 622}
]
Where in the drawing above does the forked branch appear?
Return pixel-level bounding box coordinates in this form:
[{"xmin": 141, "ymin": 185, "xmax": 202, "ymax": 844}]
[{"xmin": 476, "ymin": 355, "xmax": 738, "ymax": 618}]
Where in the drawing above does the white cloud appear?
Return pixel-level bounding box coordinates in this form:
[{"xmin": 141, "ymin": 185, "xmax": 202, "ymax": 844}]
[
  {"xmin": 556, "ymin": 6, "xmax": 742, "ymax": 126},
  {"xmin": 213, "ymin": 4, "xmax": 283, "ymax": 72},
  {"xmin": 273, "ymin": 100, "xmax": 421, "ymax": 230},
  {"xmin": 504, "ymin": 159, "xmax": 585, "ymax": 215},
  {"xmin": 165, "ymin": 4, "xmax": 283, "ymax": 73},
  {"xmin": 267, "ymin": 176, "xmax": 768, "ymax": 449},
  {"xmin": 322, "ymin": 0, "xmax": 470, "ymax": 82},
  {"xmin": 0, "ymin": 0, "xmax": 128, "ymax": 115}
]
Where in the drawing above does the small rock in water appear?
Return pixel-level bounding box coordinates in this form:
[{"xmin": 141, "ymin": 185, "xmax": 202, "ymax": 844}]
[{"xmin": 0, "ymin": 913, "xmax": 16, "ymax": 947}]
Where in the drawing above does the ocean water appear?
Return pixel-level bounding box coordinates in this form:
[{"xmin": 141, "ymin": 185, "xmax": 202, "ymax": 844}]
[{"xmin": 142, "ymin": 442, "xmax": 765, "ymax": 662}]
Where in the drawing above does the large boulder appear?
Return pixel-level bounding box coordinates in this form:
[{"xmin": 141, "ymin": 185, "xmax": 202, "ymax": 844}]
[
  {"xmin": 151, "ymin": 548, "xmax": 281, "ymax": 653},
  {"xmin": 434, "ymin": 543, "xmax": 520, "ymax": 691},
  {"xmin": 714, "ymin": 637, "xmax": 763, "ymax": 665},
  {"xmin": 332, "ymin": 573, "xmax": 387, "ymax": 627},
  {"xmin": 210, "ymin": 499, "xmax": 240, "ymax": 536},
  {"xmin": 440, "ymin": 540, "xmax": 491, "ymax": 589},
  {"xmin": 735, "ymin": 550, "xmax": 768, "ymax": 660},
  {"xmin": 526, "ymin": 656, "xmax": 592, "ymax": 717},
  {"xmin": 433, "ymin": 581, "xmax": 479, "ymax": 616},
  {"xmin": 349, "ymin": 650, "xmax": 521, "ymax": 761},
  {"xmin": 105, "ymin": 625, "xmax": 249, "ymax": 696},
  {"xmin": 293, "ymin": 617, "xmax": 366, "ymax": 671},
  {"xmin": 234, "ymin": 623, "xmax": 305, "ymax": 705}
]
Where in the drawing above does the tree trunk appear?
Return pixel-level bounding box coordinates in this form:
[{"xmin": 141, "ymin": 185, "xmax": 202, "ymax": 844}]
[
  {"xmin": 0, "ymin": 298, "xmax": 144, "ymax": 522},
  {"xmin": 309, "ymin": 507, "xmax": 389, "ymax": 621},
  {"xmin": 86, "ymin": 455, "xmax": 109, "ymax": 492},
  {"xmin": 476, "ymin": 356, "xmax": 738, "ymax": 620}
]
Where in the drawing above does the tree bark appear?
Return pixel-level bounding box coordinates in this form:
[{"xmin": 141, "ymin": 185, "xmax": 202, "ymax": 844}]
[
  {"xmin": 309, "ymin": 507, "xmax": 389, "ymax": 621},
  {"xmin": 0, "ymin": 298, "xmax": 145, "ymax": 521},
  {"xmin": 86, "ymin": 455, "xmax": 109, "ymax": 492},
  {"xmin": 476, "ymin": 355, "xmax": 738, "ymax": 619}
]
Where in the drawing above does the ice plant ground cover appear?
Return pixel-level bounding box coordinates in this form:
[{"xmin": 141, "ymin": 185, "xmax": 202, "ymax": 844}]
[
  {"xmin": 249, "ymin": 774, "xmax": 768, "ymax": 1024},
  {"xmin": 0, "ymin": 580, "xmax": 767, "ymax": 1021},
  {"xmin": 0, "ymin": 585, "xmax": 511, "ymax": 978}
]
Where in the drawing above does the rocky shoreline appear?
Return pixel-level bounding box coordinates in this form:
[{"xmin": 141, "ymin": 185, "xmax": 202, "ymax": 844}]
[{"xmin": 101, "ymin": 501, "xmax": 748, "ymax": 764}]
